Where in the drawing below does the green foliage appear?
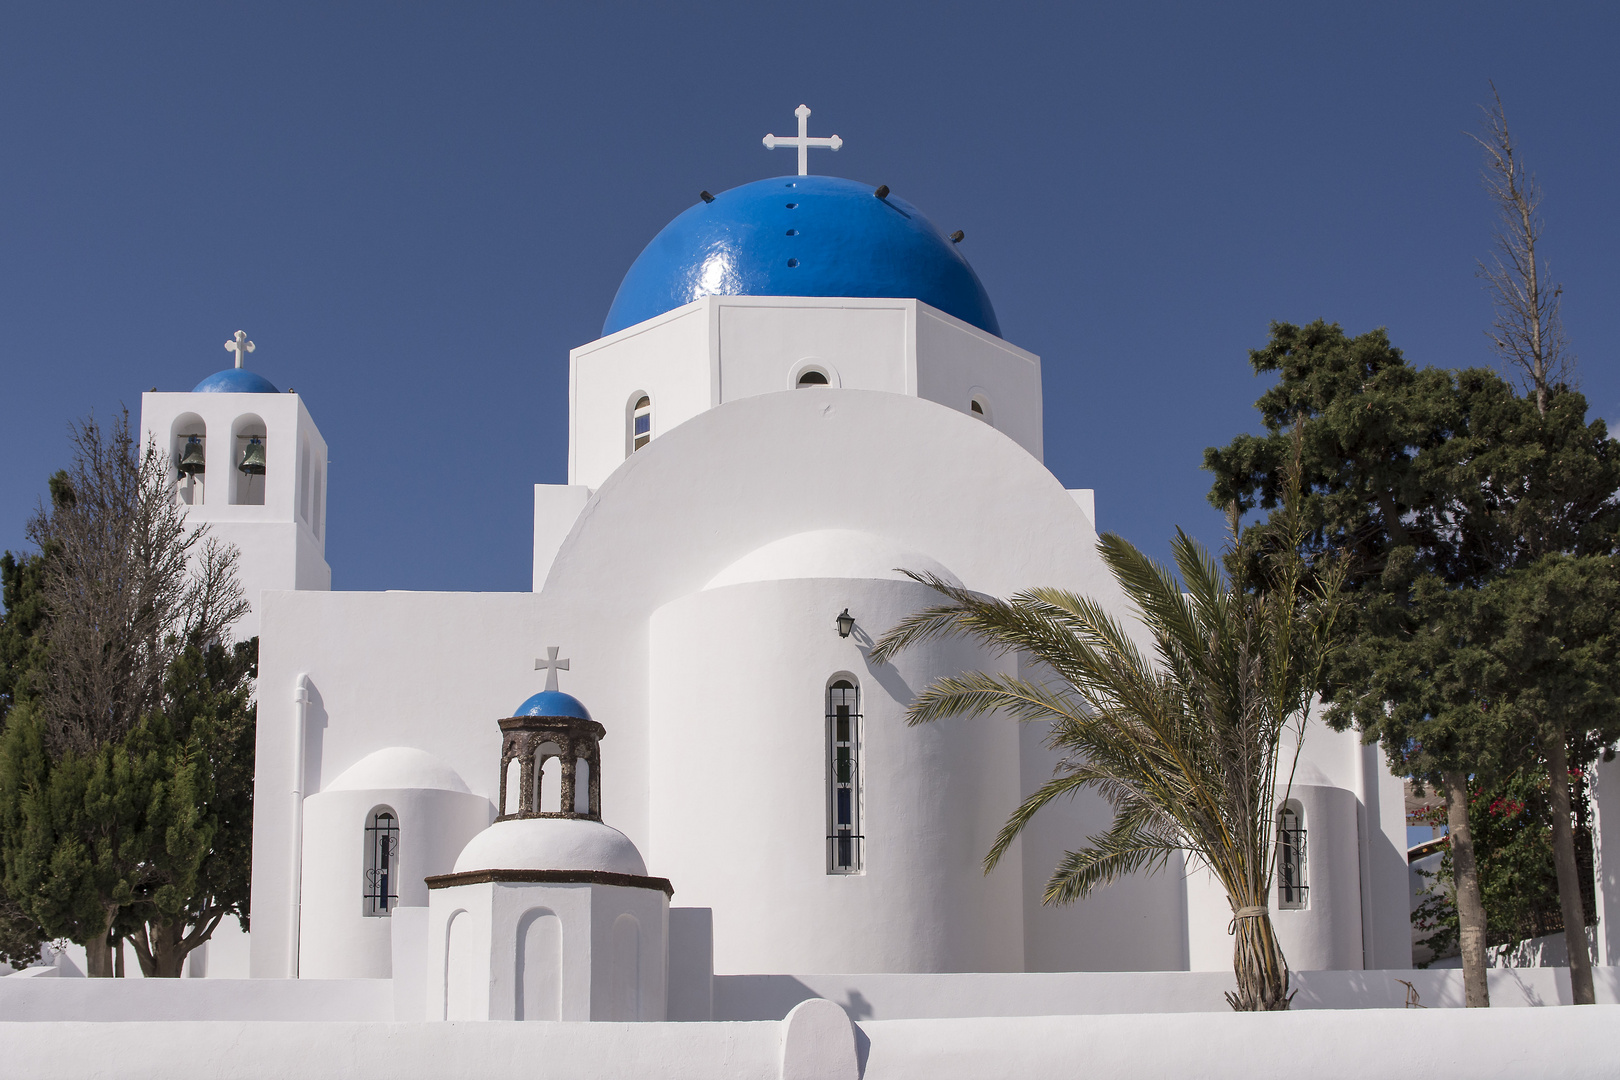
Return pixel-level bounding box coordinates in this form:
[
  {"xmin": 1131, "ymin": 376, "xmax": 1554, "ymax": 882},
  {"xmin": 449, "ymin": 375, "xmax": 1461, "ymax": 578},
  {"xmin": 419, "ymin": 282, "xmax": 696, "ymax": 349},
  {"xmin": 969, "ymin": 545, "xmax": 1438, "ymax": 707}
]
[
  {"xmin": 0, "ymin": 472, "xmax": 73, "ymax": 725},
  {"xmin": 1204, "ymin": 320, "xmax": 1620, "ymax": 784},
  {"xmin": 1413, "ymin": 771, "xmax": 1595, "ymax": 963},
  {"xmin": 0, "ymin": 520, "xmax": 62, "ymax": 966},
  {"xmin": 122, "ymin": 637, "xmax": 258, "ymax": 973},
  {"xmin": 0, "ymin": 639, "xmax": 257, "ymax": 972}
]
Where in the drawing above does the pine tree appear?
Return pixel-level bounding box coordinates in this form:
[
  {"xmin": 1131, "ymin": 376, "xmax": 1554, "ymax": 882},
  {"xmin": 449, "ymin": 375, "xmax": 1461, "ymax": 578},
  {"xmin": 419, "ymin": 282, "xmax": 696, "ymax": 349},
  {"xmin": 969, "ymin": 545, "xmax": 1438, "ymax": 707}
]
[{"xmin": 1206, "ymin": 320, "xmax": 1620, "ymax": 1005}]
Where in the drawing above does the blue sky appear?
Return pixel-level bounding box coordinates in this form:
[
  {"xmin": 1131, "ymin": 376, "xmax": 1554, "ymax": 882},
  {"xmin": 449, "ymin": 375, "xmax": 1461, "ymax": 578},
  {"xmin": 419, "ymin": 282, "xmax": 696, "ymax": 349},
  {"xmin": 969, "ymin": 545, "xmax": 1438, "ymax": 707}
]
[{"xmin": 3, "ymin": 4, "xmax": 1617, "ymax": 592}]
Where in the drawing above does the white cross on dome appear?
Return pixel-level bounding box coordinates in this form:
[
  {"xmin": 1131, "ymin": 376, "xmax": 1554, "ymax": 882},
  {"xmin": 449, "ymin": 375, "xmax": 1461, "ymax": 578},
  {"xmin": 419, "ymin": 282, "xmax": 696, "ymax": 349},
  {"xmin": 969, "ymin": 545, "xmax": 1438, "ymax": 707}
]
[
  {"xmin": 762, "ymin": 104, "xmax": 842, "ymax": 176},
  {"xmin": 534, "ymin": 646, "xmax": 570, "ymax": 692},
  {"xmin": 225, "ymin": 330, "xmax": 255, "ymax": 369}
]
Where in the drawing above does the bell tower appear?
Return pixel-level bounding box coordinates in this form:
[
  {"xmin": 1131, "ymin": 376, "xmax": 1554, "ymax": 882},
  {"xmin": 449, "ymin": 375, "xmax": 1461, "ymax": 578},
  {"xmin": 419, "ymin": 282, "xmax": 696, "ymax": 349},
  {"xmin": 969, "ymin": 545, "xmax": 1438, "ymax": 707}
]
[{"xmin": 139, "ymin": 331, "xmax": 332, "ymax": 639}]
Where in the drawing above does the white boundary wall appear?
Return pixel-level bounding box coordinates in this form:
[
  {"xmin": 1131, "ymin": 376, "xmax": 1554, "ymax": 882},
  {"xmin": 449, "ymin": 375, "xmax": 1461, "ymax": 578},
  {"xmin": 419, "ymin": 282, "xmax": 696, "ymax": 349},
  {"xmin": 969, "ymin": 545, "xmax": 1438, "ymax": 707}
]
[{"xmin": 1, "ymin": 1004, "xmax": 1616, "ymax": 1080}]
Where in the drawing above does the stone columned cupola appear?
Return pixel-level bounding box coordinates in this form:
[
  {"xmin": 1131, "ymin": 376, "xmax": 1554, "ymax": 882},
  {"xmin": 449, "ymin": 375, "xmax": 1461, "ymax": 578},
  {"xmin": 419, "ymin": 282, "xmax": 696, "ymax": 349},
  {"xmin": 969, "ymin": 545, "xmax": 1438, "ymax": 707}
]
[{"xmin": 426, "ymin": 675, "xmax": 671, "ymax": 1022}]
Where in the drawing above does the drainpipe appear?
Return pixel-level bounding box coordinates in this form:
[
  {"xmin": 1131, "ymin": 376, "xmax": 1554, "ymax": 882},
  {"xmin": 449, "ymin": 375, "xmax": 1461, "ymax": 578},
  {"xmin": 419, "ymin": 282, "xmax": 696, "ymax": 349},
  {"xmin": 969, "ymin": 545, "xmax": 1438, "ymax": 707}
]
[{"xmin": 289, "ymin": 674, "xmax": 310, "ymax": 978}]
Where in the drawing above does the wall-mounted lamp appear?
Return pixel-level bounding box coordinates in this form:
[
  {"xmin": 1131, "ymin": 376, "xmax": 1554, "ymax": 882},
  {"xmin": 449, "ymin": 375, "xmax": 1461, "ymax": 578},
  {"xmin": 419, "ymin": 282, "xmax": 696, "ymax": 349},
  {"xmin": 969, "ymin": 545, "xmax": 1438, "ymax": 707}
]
[{"xmin": 836, "ymin": 609, "xmax": 855, "ymax": 638}]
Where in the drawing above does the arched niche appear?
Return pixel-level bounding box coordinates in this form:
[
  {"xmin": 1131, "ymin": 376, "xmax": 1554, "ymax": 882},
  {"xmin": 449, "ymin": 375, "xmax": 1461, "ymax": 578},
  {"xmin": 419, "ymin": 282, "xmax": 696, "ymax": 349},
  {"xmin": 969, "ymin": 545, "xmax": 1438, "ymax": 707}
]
[
  {"xmin": 299, "ymin": 434, "xmax": 313, "ymax": 524},
  {"xmin": 515, "ymin": 908, "xmax": 562, "ymax": 1021},
  {"xmin": 231, "ymin": 414, "xmax": 268, "ymax": 506},
  {"xmin": 170, "ymin": 413, "xmax": 207, "ymax": 506}
]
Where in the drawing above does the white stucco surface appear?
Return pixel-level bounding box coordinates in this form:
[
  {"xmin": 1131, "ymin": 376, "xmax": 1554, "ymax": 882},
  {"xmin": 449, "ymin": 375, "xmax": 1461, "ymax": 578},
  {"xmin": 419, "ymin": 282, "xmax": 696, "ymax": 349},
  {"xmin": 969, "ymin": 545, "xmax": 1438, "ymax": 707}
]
[
  {"xmin": 452, "ymin": 818, "xmax": 648, "ymax": 876},
  {"xmin": 2, "ymin": 1002, "xmax": 1616, "ymax": 1080},
  {"xmin": 326, "ymin": 747, "xmax": 473, "ymax": 793}
]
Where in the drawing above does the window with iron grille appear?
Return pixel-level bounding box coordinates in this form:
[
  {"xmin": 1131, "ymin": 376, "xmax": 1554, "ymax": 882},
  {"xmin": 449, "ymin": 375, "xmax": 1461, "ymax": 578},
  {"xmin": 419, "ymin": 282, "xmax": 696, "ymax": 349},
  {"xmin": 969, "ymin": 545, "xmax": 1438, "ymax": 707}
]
[
  {"xmin": 827, "ymin": 679, "xmax": 863, "ymax": 874},
  {"xmin": 1277, "ymin": 803, "xmax": 1308, "ymax": 909},
  {"xmin": 364, "ymin": 808, "xmax": 400, "ymax": 917}
]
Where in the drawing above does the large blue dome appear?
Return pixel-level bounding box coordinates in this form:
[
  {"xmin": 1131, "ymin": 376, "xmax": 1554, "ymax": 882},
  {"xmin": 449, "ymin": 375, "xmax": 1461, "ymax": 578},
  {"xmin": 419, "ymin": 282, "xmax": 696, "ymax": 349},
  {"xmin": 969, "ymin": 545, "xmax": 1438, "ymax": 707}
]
[
  {"xmin": 192, "ymin": 368, "xmax": 280, "ymax": 394},
  {"xmin": 603, "ymin": 176, "xmax": 1000, "ymax": 338}
]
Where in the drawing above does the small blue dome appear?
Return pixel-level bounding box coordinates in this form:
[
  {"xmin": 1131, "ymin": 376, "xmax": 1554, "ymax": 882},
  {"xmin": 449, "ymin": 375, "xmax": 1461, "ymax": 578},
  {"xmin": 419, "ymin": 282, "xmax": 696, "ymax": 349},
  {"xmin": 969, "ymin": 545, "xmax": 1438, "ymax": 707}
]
[
  {"xmin": 603, "ymin": 175, "xmax": 1000, "ymax": 338},
  {"xmin": 192, "ymin": 368, "xmax": 281, "ymax": 394},
  {"xmin": 512, "ymin": 690, "xmax": 592, "ymax": 721}
]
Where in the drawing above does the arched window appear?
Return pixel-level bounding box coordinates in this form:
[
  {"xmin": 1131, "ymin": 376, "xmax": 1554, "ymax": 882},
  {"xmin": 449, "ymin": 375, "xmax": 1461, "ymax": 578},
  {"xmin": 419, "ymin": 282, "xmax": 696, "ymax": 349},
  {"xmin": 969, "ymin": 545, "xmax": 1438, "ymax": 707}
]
[
  {"xmin": 969, "ymin": 393, "xmax": 992, "ymax": 424},
  {"xmin": 827, "ymin": 679, "xmax": 863, "ymax": 873},
  {"xmin": 628, "ymin": 394, "xmax": 652, "ymax": 455},
  {"xmin": 796, "ymin": 369, "xmax": 829, "ymax": 388},
  {"xmin": 1277, "ymin": 802, "xmax": 1307, "ymax": 909},
  {"xmin": 364, "ymin": 807, "xmax": 400, "ymax": 916}
]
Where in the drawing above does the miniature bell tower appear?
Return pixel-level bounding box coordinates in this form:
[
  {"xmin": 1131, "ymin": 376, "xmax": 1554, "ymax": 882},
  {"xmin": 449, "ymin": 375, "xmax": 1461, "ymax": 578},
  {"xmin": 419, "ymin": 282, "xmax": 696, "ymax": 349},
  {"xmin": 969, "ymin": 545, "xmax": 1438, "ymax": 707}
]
[{"xmin": 139, "ymin": 331, "xmax": 332, "ymax": 638}]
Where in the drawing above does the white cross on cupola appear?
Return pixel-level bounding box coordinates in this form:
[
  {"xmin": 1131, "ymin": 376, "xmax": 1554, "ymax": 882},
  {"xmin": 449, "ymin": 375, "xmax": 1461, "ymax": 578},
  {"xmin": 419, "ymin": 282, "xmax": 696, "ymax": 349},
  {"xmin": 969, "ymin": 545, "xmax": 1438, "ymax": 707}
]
[
  {"xmin": 762, "ymin": 104, "xmax": 842, "ymax": 177},
  {"xmin": 535, "ymin": 646, "xmax": 570, "ymax": 692},
  {"xmin": 225, "ymin": 330, "xmax": 255, "ymax": 368}
]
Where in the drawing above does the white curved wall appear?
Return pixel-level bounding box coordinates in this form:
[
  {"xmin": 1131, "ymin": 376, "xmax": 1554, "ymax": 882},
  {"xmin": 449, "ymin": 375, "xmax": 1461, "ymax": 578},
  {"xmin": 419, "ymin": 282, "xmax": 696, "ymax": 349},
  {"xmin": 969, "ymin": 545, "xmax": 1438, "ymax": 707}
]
[
  {"xmin": 649, "ymin": 575, "xmax": 1025, "ymax": 974},
  {"xmin": 1186, "ymin": 784, "xmax": 1364, "ymax": 973},
  {"xmin": 299, "ymin": 784, "xmax": 491, "ymax": 979}
]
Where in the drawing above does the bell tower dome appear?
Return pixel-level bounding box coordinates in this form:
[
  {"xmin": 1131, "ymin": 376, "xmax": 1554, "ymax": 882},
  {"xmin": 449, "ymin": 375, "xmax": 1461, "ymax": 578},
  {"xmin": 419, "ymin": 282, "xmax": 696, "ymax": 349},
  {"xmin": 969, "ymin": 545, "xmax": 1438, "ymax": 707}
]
[{"xmin": 138, "ymin": 331, "xmax": 332, "ymax": 638}]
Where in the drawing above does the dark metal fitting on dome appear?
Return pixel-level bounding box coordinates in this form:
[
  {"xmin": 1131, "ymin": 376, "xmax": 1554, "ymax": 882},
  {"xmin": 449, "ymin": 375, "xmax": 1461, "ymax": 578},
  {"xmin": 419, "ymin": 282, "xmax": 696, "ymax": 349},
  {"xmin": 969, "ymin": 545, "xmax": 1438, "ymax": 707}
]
[
  {"xmin": 950, "ymin": 230, "xmax": 965, "ymax": 243},
  {"xmin": 700, "ymin": 190, "xmax": 715, "ymax": 203},
  {"xmin": 873, "ymin": 185, "xmax": 890, "ymax": 200}
]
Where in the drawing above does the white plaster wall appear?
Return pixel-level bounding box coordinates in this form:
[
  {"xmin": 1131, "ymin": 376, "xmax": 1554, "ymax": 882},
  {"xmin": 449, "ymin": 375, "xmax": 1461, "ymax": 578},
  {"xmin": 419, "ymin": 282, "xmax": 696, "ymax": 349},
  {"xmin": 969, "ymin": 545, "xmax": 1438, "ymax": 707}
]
[
  {"xmin": 712, "ymin": 965, "xmax": 1620, "ymax": 1019},
  {"xmin": 715, "ymin": 302, "xmax": 909, "ymax": 397},
  {"xmin": 3, "ymin": 994, "xmax": 1618, "ymax": 1080},
  {"xmin": 570, "ymin": 305, "xmax": 713, "ymax": 487},
  {"xmin": 426, "ymin": 881, "xmax": 666, "ymax": 1022},
  {"xmin": 589, "ymin": 884, "xmax": 668, "ymax": 1021},
  {"xmin": 299, "ymin": 784, "xmax": 491, "ymax": 979},
  {"xmin": 857, "ymin": 1006, "xmax": 1620, "ymax": 1080},
  {"xmin": 1016, "ymin": 710, "xmax": 1189, "ymax": 972},
  {"xmin": 649, "ymin": 576, "xmax": 1024, "ymax": 975},
  {"xmin": 534, "ymin": 484, "xmax": 592, "ymax": 590},
  {"xmin": 1270, "ymin": 784, "xmax": 1364, "ymax": 970},
  {"xmin": 1186, "ymin": 785, "xmax": 1363, "ymax": 973},
  {"xmin": 913, "ymin": 305, "xmax": 1042, "ymax": 461},
  {"xmin": 567, "ymin": 298, "xmax": 1042, "ymax": 488}
]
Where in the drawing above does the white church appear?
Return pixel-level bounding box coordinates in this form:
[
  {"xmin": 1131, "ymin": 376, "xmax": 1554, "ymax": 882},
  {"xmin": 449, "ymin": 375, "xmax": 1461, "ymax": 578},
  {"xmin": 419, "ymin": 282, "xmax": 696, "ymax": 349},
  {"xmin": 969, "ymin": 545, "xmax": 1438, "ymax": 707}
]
[{"xmin": 6, "ymin": 108, "xmax": 1618, "ymax": 1079}]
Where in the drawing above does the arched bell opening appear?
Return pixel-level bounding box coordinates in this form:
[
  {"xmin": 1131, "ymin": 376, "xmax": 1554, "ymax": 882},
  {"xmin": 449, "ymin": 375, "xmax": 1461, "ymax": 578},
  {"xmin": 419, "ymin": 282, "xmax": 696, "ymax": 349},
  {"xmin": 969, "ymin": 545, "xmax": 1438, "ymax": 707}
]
[
  {"xmin": 170, "ymin": 413, "xmax": 207, "ymax": 506},
  {"xmin": 231, "ymin": 414, "xmax": 268, "ymax": 506}
]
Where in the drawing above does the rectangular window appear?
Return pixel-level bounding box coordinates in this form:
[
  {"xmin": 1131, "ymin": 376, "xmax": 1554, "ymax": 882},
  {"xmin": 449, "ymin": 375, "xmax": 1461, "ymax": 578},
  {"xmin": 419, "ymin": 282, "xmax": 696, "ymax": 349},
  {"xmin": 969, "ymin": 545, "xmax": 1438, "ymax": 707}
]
[{"xmin": 827, "ymin": 681, "xmax": 863, "ymax": 873}]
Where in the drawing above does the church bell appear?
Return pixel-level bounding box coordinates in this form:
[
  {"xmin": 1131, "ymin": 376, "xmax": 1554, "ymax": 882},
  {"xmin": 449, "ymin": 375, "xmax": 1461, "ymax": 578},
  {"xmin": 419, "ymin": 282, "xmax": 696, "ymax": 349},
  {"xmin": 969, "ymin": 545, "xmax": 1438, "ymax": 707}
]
[
  {"xmin": 177, "ymin": 436, "xmax": 206, "ymax": 478},
  {"xmin": 238, "ymin": 437, "xmax": 267, "ymax": 476}
]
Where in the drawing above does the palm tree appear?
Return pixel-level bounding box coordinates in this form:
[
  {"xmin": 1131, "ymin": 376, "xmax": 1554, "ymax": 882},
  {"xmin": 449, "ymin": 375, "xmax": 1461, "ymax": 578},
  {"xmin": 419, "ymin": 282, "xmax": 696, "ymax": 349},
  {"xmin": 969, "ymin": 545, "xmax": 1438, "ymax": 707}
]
[{"xmin": 870, "ymin": 509, "xmax": 1343, "ymax": 1011}]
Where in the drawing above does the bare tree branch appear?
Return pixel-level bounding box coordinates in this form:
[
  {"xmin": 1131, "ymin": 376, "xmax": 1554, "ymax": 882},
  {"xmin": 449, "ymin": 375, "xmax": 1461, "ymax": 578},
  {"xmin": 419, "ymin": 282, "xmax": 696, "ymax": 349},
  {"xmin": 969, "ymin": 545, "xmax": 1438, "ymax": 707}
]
[
  {"xmin": 26, "ymin": 410, "xmax": 249, "ymax": 756},
  {"xmin": 1471, "ymin": 82, "xmax": 1572, "ymax": 414}
]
